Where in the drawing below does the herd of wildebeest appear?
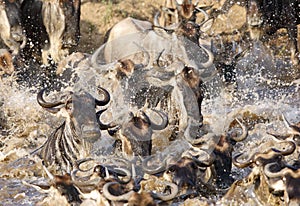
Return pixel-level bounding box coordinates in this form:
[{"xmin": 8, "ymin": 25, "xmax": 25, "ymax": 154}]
[{"xmin": 1, "ymin": 0, "xmax": 300, "ymax": 205}]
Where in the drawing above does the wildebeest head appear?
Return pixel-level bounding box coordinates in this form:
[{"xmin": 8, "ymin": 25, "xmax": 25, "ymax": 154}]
[
  {"xmin": 37, "ymin": 87, "xmax": 110, "ymax": 171},
  {"xmin": 120, "ymin": 110, "xmax": 168, "ymax": 158},
  {"xmin": 264, "ymin": 162, "xmax": 300, "ymax": 204},
  {"xmin": 37, "ymin": 87, "xmax": 110, "ymax": 142},
  {"xmin": 164, "ymin": 156, "xmax": 198, "ymax": 188},
  {"xmin": 176, "ymin": 0, "xmax": 199, "ymax": 21}
]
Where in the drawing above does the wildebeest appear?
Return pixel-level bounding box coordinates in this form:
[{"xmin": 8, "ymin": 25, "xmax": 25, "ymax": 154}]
[
  {"xmin": 98, "ymin": 17, "xmax": 214, "ymax": 72},
  {"xmin": 227, "ymin": 140, "xmax": 297, "ymax": 204},
  {"xmin": 36, "ymin": 87, "xmax": 110, "ymax": 172},
  {"xmin": 117, "ymin": 109, "xmax": 168, "ymax": 158},
  {"xmin": 246, "ymin": 0, "xmax": 300, "ymax": 65},
  {"xmin": 0, "ymin": 0, "xmax": 26, "ymax": 55},
  {"xmin": 21, "ymin": 0, "xmax": 81, "ymax": 64}
]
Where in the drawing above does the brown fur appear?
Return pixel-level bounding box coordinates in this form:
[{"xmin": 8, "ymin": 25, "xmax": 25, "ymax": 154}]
[
  {"xmin": 0, "ymin": 49, "xmax": 14, "ymax": 76},
  {"xmin": 127, "ymin": 192, "xmax": 157, "ymax": 206}
]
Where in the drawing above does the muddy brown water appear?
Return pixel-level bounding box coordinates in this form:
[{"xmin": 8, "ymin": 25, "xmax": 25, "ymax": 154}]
[{"xmin": 1, "ymin": 1, "xmax": 300, "ymax": 205}]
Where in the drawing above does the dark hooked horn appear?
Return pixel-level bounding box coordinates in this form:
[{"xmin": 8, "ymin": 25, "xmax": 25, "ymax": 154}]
[
  {"xmin": 95, "ymin": 86, "xmax": 110, "ymax": 106},
  {"xmin": 191, "ymin": 150, "xmax": 215, "ymax": 167},
  {"xmin": 233, "ymin": 141, "xmax": 296, "ymax": 169},
  {"xmin": 20, "ymin": 34, "xmax": 27, "ymax": 49},
  {"xmin": 230, "ymin": 118, "xmax": 248, "ymax": 142},
  {"xmin": 232, "ymin": 153, "xmax": 254, "ymax": 168},
  {"xmin": 148, "ymin": 109, "xmax": 169, "ymax": 130},
  {"xmin": 270, "ymin": 140, "xmax": 296, "ymax": 156},
  {"xmin": 37, "ymin": 88, "xmax": 65, "ymax": 113},
  {"xmin": 155, "ymin": 49, "xmax": 166, "ymax": 68},
  {"xmin": 76, "ymin": 157, "xmax": 95, "ymax": 172},
  {"xmin": 37, "ymin": 88, "xmax": 65, "ymax": 108},
  {"xmin": 263, "ymin": 162, "xmax": 300, "ymax": 179},
  {"xmin": 142, "ymin": 155, "xmax": 167, "ymax": 174},
  {"xmin": 96, "ymin": 109, "xmax": 112, "ymax": 129},
  {"xmin": 113, "ymin": 167, "xmax": 132, "ymax": 184},
  {"xmin": 102, "ymin": 182, "xmax": 135, "ymax": 202},
  {"xmin": 198, "ymin": 43, "xmax": 214, "ymax": 69},
  {"xmin": 151, "ymin": 181, "xmax": 179, "ymax": 201},
  {"xmin": 263, "ymin": 162, "xmax": 287, "ymax": 178}
]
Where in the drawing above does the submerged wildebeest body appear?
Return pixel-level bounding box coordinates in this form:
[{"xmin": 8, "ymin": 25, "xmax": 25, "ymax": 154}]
[
  {"xmin": 100, "ymin": 17, "xmax": 214, "ymax": 73},
  {"xmin": 37, "ymin": 87, "xmax": 110, "ymax": 172},
  {"xmin": 21, "ymin": 0, "xmax": 80, "ymax": 64},
  {"xmin": 247, "ymin": 0, "xmax": 300, "ymax": 65},
  {"xmin": 96, "ymin": 18, "xmax": 214, "ymax": 143},
  {"xmin": 0, "ymin": 0, "xmax": 26, "ymax": 55}
]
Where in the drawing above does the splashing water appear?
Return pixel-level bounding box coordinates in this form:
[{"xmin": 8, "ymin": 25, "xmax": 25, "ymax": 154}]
[{"xmin": 0, "ymin": 40, "xmax": 300, "ymax": 205}]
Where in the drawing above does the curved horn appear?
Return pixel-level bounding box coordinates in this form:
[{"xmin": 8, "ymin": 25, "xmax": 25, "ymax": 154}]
[
  {"xmin": 71, "ymin": 169, "xmax": 95, "ymax": 182},
  {"xmin": 271, "ymin": 140, "xmax": 296, "ymax": 156},
  {"xmin": 37, "ymin": 88, "xmax": 64, "ymax": 108},
  {"xmin": 76, "ymin": 157, "xmax": 95, "ymax": 172},
  {"xmin": 142, "ymin": 156, "xmax": 166, "ymax": 174},
  {"xmin": 155, "ymin": 49, "xmax": 166, "ymax": 68},
  {"xmin": 95, "ymin": 86, "xmax": 110, "ymax": 106},
  {"xmin": 96, "ymin": 109, "xmax": 118, "ymax": 130},
  {"xmin": 264, "ymin": 162, "xmax": 287, "ymax": 178},
  {"xmin": 232, "ymin": 153, "xmax": 254, "ymax": 168},
  {"xmin": 102, "ymin": 182, "xmax": 135, "ymax": 202},
  {"xmin": 148, "ymin": 109, "xmax": 169, "ymax": 130},
  {"xmin": 230, "ymin": 118, "xmax": 248, "ymax": 142},
  {"xmin": 113, "ymin": 167, "xmax": 132, "ymax": 184},
  {"xmin": 198, "ymin": 43, "xmax": 214, "ymax": 68},
  {"xmin": 265, "ymin": 165, "xmax": 300, "ymax": 179},
  {"xmin": 195, "ymin": 7, "xmax": 209, "ymax": 22},
  {"xmin": 72, "ymin": 173, "xmax": 102, "ymax": 191},
  {"xmin": 152, "ymin": 181, "xmax": 178, "ymax": 201}
]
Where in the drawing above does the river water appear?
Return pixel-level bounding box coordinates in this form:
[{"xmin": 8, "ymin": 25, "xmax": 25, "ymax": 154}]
[{"xmin": 0, "ymin": 41, "xmax": 299, "ymax": 205}]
